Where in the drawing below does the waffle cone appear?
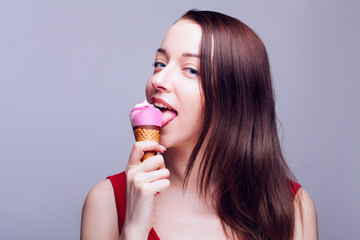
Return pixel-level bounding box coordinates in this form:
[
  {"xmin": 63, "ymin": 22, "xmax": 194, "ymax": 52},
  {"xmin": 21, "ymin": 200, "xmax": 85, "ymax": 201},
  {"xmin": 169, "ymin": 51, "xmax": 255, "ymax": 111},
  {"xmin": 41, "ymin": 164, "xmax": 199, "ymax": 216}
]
[{"xmin": 133, "ymin": 127, "xmax": 160, "ymax": 161}]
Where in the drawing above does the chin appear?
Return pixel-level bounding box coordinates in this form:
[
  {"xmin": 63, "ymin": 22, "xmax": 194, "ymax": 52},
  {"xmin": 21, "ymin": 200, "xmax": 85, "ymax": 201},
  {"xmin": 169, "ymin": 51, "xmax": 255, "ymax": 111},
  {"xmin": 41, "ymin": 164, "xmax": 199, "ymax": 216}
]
[
  {"xmin": 159, "ymin": 137, "xmax": 173, "ymax": 149},
  {"xmin": 159, "ymin": 126, "xmax": 200, "ymax": 150},
  {"xmin": 159, "ymin": 133, "xmax": 182, "ymax": 149}
]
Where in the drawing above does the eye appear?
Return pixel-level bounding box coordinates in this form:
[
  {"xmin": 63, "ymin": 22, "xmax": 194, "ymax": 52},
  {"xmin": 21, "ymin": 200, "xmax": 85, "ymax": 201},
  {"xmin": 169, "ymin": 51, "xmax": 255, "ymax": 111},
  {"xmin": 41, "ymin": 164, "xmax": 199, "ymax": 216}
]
[
  {"xmin": 184, "ymin": 67, "xmax": 199, "ymax": 75},
  {"xmin": 153, "ymin": 61, "xmax": 166, "ymax": 68},
  {"xmin": 152, "ymin": 61, "xmax": 166, "ymax": 73}
]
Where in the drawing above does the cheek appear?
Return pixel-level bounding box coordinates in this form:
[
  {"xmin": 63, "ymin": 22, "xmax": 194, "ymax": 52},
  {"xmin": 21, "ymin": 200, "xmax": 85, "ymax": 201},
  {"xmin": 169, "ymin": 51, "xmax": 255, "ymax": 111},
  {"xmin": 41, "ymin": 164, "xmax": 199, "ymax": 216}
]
[
  {"xmin": 181, "ymin": 86, "xmax": 203, "ymax": 120},
  {"xmin": 145, "ymin": 78, "xmax": 153, "ymax": 101}
]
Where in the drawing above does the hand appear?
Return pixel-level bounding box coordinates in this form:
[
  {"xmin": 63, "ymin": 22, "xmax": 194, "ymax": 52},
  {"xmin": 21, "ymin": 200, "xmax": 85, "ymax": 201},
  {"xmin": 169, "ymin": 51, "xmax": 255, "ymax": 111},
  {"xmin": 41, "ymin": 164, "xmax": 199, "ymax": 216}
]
[{"xmin": 122, "ymin": 141, "xmax": 170, "ymax": 239}]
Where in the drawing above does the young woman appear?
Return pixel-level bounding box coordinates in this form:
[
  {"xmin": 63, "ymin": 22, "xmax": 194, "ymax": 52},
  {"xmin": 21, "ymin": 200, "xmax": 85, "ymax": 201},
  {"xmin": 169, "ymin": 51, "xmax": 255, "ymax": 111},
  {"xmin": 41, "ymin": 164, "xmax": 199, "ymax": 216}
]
[{"xmin": 81, "ymin": 10, "xmax": 318, "ymax": 240}]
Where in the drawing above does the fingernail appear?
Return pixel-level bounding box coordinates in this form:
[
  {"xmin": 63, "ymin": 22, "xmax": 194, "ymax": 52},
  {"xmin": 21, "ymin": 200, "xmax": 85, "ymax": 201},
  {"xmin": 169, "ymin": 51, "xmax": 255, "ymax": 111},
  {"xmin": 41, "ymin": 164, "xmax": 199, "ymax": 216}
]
[{"xmin": 160, "ymin": 145, "xmax": 166, "ymax": 152}]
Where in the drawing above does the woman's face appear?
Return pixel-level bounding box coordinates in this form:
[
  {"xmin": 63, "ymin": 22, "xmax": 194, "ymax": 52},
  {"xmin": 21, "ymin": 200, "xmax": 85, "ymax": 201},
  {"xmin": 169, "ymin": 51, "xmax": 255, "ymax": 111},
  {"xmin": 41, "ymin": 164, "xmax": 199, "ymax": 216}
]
[{"xmin": 146, "ymin": 19, "xmax": 203, "ymax": 149}]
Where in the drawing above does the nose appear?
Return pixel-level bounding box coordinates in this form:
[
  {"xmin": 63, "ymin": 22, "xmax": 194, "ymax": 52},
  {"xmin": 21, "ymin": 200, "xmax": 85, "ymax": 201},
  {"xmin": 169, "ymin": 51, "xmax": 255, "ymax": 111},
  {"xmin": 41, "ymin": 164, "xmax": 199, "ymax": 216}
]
[{"xmin": 151, "ymin": 65, "xmax": 174, "ymax": 92}]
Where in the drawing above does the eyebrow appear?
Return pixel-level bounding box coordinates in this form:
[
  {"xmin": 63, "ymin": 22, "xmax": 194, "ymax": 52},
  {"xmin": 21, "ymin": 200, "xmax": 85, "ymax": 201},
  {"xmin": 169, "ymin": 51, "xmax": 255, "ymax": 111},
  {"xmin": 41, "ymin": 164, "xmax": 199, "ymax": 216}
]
[
  {"xmin": 156, "ymin": 48, "xmax": 200, "ymax": 59},
  {"xmin": 156, "ymin": 48, "xmax": 167, "ymax": 55},
  {"xmin": 182, "ymin": 53, "xmax": 200, "ymax": 58}
]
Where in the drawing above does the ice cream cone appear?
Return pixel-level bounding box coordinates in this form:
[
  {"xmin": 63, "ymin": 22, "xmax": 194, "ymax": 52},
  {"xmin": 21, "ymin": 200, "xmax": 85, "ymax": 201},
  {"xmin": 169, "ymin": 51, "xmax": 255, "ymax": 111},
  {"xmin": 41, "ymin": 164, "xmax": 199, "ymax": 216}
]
[
  {"xmin": 133, "ymin": 126, "xmax": 160, "ymax": 161},
  {"xmin": 130, "ymin": 100, "xmax": 162, "ymax": 161}
]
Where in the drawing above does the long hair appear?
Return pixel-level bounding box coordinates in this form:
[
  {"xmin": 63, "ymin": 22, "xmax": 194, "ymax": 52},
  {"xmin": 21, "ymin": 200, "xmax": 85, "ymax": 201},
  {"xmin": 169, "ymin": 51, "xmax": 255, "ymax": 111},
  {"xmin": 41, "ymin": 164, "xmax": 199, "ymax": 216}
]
[{"xmin": 181, "ymin": 10, "xmax": 298, "ymax": 240}]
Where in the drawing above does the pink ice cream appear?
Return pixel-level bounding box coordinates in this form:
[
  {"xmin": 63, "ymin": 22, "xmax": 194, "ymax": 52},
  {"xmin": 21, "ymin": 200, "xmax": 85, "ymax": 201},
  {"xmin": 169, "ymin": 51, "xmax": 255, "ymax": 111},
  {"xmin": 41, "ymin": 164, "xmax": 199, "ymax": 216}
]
[{"xmin": 130, "ymin": 100, "xmax": 162, "ymax": 127}]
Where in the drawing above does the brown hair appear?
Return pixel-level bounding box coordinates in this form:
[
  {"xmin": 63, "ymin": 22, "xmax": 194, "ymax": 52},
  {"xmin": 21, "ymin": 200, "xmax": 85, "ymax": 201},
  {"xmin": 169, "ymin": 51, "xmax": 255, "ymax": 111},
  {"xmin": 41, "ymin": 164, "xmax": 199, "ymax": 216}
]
[{"xmin": 181, "ymin": 10, "xmax": 298, "ymax": 240}]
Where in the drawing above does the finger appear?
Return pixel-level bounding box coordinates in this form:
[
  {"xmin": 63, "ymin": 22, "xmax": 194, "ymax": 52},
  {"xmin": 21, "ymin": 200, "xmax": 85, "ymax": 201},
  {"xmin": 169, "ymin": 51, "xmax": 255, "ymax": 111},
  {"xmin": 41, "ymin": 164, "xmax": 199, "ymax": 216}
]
[
  {"xmin": 143, "ymin": 168, "xmax": 170, "ymax": 183},
  {"xmin": 139, "ymin": 155, "xmax": 166, "ymax": 172},
  {"xmin": 129, "ymin": 168, "xmax": 170, "ymax": 191},
  {"xmin": 128, "ymin": 141, "xmax": 166, "ymax": 165},
  {"xmin": 126, "ymin": 155, "xmax": 166, "ymax": 179},
  {"xmin": 147, "ymin": 179, "xmax": 171, "ymax": 195}
]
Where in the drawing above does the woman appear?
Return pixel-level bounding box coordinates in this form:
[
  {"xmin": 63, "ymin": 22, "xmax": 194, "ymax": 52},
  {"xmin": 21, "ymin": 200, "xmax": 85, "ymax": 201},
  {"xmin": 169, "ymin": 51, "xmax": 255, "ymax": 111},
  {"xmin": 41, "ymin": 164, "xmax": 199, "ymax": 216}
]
[{"xmin": 81, "ymin": 10, "xmax": 318, "ymax": 240}]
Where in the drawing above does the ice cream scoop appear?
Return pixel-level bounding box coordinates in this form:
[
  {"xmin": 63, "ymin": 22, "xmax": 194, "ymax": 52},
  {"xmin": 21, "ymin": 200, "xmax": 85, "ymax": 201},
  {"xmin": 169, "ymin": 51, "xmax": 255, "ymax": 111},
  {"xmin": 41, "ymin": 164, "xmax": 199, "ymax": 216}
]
[
  {"xmin": 130, "ymin": 100, "xmax": 162, "ymax": 161},
  {"xmin": 130, "ymin": 100, "xmax": 162, "ymax": 128}
]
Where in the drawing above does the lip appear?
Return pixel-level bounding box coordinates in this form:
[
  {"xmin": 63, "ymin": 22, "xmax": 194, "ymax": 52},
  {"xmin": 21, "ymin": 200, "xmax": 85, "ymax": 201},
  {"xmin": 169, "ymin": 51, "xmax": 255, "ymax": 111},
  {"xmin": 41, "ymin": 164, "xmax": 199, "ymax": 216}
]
[
  {"xmin": 151, "ymin": 97, "xmax": 178, "ymax": 127},
  {"xmin": 151, "ymin": 97, "xmax": 176, "ymax": 111}
]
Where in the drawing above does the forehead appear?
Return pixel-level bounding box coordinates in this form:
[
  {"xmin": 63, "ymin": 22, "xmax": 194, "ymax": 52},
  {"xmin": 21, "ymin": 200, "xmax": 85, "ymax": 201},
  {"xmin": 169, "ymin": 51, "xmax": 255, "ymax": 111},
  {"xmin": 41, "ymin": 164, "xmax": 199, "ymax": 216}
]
[{"xmin": 160, "ymin": 19, "xmax": 202, "ymax": 55}]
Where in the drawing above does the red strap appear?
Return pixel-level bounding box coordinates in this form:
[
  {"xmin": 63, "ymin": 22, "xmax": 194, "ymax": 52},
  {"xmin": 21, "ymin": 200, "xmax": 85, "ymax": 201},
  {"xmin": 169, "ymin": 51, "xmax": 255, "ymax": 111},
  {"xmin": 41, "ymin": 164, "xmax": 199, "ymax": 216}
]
[
  {"xmin": 290, "ymin": 180, "xmax": 302, "ymax": 197},
  {"xmin": 107, "ymin": 172, "xmax": 126, "ymax": 235}
]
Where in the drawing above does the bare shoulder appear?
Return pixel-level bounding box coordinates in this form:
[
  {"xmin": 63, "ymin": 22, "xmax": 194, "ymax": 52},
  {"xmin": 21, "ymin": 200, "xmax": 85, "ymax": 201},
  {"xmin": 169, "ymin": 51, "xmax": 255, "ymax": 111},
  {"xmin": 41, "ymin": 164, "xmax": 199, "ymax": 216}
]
[
  {"xmin": 293, "ymin": 187, "xmax": 319, "ymax": 240},
  {"xmin": 84, "ymin": 179, "xmax": 115, "ymax": 205},
  {"xmin": 81, "ymin": 179, "xmax": 119, "ymax": 240}
]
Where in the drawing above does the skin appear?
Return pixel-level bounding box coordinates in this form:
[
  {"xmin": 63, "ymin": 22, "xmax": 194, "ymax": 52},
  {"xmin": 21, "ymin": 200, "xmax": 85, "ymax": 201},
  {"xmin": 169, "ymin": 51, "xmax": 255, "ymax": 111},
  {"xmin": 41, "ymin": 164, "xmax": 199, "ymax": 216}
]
[
  {"xmin": 146, "ymin": 20, "xmax": 204, "ymax": 151},
  {"xmin": 80, "ymin": 19, "xmax": 318, "ymax": 240}
]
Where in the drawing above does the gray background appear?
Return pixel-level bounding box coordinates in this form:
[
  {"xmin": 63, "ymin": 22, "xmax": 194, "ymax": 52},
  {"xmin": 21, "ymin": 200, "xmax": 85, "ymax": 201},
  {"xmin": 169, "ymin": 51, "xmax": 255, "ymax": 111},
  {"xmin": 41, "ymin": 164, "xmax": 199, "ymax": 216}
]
[{"xmin": 0, "ymin": 0, "xmax": 359, "ymax": 239}]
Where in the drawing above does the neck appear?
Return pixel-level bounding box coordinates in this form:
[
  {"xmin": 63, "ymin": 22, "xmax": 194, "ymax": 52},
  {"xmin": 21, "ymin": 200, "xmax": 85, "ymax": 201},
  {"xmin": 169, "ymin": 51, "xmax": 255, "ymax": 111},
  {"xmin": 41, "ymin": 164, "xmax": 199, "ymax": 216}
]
[
  {"xmin": 162, "ymin": 141, "xmax": 209, "ymax": 194},
  {"xmin": 162, "ymin": 145, "xmax": 198, "ymax": 190},
  {"xmin": 162, "ymin": 142, "xmax": 219, "ymax": 211}
]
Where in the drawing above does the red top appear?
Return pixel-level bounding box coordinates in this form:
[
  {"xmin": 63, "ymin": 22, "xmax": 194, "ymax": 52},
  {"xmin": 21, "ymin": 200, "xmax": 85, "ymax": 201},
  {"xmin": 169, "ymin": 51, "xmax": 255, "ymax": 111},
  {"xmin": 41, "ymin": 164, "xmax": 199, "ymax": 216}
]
[{"xmin": 107, "ymin": 172, "xmax": 301, "ymax": 240}]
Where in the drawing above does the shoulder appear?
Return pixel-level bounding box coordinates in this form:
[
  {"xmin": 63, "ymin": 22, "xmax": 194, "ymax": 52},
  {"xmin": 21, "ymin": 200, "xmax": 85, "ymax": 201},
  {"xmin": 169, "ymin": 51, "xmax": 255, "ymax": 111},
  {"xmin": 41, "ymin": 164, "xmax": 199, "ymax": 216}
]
[
  {"xmin": 107, "ymin": 171, "xmax": 126, "ymax": 188},
  {"xmin": 84, "ymin": 179, "xmax": 116, "ymax": 207},
  {"xmin": 81, "ymin": 179, "xmax": 119, "ymax": 240},
  {"xmin": 293, "ymin": 188, "xmax": 319, "ymax": 240}
]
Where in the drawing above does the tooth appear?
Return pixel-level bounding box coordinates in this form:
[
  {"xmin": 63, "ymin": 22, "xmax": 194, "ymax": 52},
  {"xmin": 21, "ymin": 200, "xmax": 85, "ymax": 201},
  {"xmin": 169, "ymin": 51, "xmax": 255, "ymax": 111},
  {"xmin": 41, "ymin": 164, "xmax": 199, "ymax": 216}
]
[
  {"xmin": 154, "ymin": 102, "xmax": 166, "ymax": 109},
  {"xmin": 154, "ymin": 102, "xmax": 174, "ymax": 110}
]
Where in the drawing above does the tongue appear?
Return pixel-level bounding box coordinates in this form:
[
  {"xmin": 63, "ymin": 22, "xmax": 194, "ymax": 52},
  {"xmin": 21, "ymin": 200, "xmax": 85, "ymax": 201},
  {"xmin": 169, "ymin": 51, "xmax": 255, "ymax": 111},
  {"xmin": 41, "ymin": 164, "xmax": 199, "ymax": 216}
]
[{"xmin": 161, "ymin": 110, "xmax": 177, "ymax": 126}]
